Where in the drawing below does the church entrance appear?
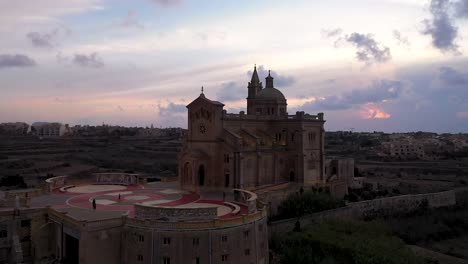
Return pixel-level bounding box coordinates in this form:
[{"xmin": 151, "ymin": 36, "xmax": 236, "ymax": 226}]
[
  {"xmin": 289, "ymin": 171, "xmax": 295, "ymax": 182},
  {"xmin": 198, "ymin": 165, "xmax": 205, "ymax": 186}
]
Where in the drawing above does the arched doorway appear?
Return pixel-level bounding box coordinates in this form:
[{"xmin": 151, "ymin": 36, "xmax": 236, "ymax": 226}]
[
  {"xmin": 289, "ymin": 171, "xmax": 295, "ymax": 182},
  {"xmin": 198, "ymin": 165, "xmax": 205, "ymax": 186}
]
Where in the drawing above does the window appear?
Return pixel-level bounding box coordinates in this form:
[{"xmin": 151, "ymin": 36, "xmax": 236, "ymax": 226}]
[
  {"xmin": 225, "ymin": 174, "xmax": 230, "ymax": 188},
  {"xmin": 195, "ymin": 257, "xmax": 200, "ymax": 264},
  {"xmin": 221, "ymin": 235, "xmax": 228, "ymax": 242},
  {"xmin": 137, "ymin": 255, "xmax": 143, "ymax": 262},
  {"xmin": 221, "ymin": 255, "xmax": 228, "ymax": 262},
  {"xmin": 0, "ymin": 230, "xmax": 7, "ymax": 238},
  {"xmin": 138, "ymin": 235, "xmax": 144, "ymax": 242},
  {"xmin": 163, "ymin": 237, "xmax": 171, "ymax": 245},
  {"xmin": 163, "ymin": 257, "xmax": 171, "ymax": 264},
  {"xmin": 243, "ymin": 230, "xmax": 249, "ymax": 238},
  {"xmin": 224, "ymin": 154, "xmax": 230, "ymax": 163},
  {"xmin": 245, "ymin": 249, "xmax": 250, "ymax": 256},
  {"xmin": 193, "ymin": 237, "xmax": 200, "ymax": 246},
  {"xmin": 21, "ymin": 220, "xmax": 31, "ymax": 227},
  {"xmin": 308, "ymin": 132, "xmax": 316, "ymax": 143}
]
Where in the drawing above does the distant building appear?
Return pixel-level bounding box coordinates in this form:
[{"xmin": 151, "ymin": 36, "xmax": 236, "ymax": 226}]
[
  {"xmin": 31, "ymin": 122, "xmax": 70, "ymax": 137},
  {"xmin": 0, "ymin": 122, "xmax": 30, "ymax": 135},
  {"xmin": 382, "ymin": 140, "xmax": 425, "ymax": 159}
]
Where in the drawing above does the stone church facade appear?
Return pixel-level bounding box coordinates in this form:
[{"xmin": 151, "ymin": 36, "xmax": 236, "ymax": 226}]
[{"xmin": 179, "ymin": 67, "xmax": 330, "ymax": 192}]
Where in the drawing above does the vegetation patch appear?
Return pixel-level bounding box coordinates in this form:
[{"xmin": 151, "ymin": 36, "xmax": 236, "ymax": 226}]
[
  {"xmin": 270, "ymin": 220, "xmax": 425, "ymax": 264},
  {"xmin": 274, "ymin": 188, "xmax": 345, "ymax": 220}
]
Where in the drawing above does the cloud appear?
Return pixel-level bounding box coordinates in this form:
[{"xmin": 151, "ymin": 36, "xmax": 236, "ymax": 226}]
[
  {"xmin": 118, "ymin": 10, "xmax": 144, "ymax": 29},
  {"xmin": 360, "ymin": 103, "xmax": 391, "ymax": 119},
  {"xmin": 421, "ymin": 0, "xmax": 459, "ymax": 53},
  {"xmin": 345, "ymin": 33, "xmax": 391, "ymax": 64},
  {"xmin": 158, "ymin": 102, "xmax": 186, "ymax": 116},
  {"xmin": 301, "ymin": 79, "xmax": 402, "ymax": 111},
  {"xmin": 193, "ymin": 31, "xmax": 227, "ymax": 42},
  {"xmin": 247, "ymin": 65, "xmax": 296, "ymax": 87},
  {"xmin": 321, "ymin": 28, "xmax": 343, "ymax": 38},
  {"xmin": 27, "ymin": 31, "xmax": 55, "ymax": 48},
  {"xmin": 453, "ymin": 0, "xmax": 468, "ymax": 18},
  {"xmin": 216, "ymin": 81, "xmax": 245, "ymax": 102},
  {"xmin": 393, "ymin": 30, "xmax": 410, "ymax": 46},
  {"xmin": 26, "ymin": 27, "xmax": 71, "ymax": 49},
  {"xmin": 0, "ymin": 54, "xmax": 36, "ymax": 69},
  {"xmin": 157, "ymin": 102, "xmax": 186, "ymax": 127},
  {"xmin": 438, "ymin": 66, "xmax": 468, "ymax": 85},
  {"xmin": 149, "ymin": 0, "xmax": 182, "ymax": 7},
  {"xmin": 72, "ymin": 53, "xmax": 104, "ymax": 68}
]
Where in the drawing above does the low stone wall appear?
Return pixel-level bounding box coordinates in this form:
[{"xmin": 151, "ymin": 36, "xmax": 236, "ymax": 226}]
[
  {"xmin": 134, "ymin": 204, "xmax": 218, "ymax": 222},
  {"xmin": 233, "ymin": 189, "xmax": 258, "ymax": 213},
  {"xmin": 45, "ymin": 175, "xmax": 68, "ymax": 192},
  {"xmin": 270, "ymin": 190, "xmax": 457, "ymax": 236},
  {"xmin": 94, "ymin": 173, "xmax": 139, "ymax": 186}
]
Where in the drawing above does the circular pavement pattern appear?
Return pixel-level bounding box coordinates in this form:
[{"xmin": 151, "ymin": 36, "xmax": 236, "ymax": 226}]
[
  {"xmin": 124, "ymin": 195, "xmax": 150, "ymax": 201},
  {"xmin": 61, "ymin": 184, "xmax": 247, "ymax": 218},
  {"xmin": 67, "ymin": 184, "xmax": 127, "ymax": 194}
]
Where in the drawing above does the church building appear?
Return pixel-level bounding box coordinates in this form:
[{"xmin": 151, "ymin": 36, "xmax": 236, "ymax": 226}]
[{"xmin": 179, "ymin": 66, "xmax": 348, "ymax": 193}]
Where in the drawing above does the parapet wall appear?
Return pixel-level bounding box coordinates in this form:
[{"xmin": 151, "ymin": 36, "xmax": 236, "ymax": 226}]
[
  {"xmin": 270, "ymin": 190, "xmax": 457, "ymax": 236},
  {"xmin": 45, "ymin": 176, "xmax": 68, "ymax": 192},
  {"xmin": 134, "ymin": 204, "xmax": 218, "ymax": 222},
  {"xmin": 94, "ymin": 173, "xmax": 139, "ymax": 185},
  {"xmin": 233, "ymin": 189, "xmax": 258, "ymax": 213}
]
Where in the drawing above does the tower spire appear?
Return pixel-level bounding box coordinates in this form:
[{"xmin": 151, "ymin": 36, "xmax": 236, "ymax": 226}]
[{"xmin": 250, "ymin": 64, "xmax": 260, "ymax": 84}]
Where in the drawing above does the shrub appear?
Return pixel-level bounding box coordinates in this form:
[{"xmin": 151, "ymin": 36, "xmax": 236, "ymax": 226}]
[{"xmin": 276, "ymin": 190, "xmax": 345, "ymax": 220}]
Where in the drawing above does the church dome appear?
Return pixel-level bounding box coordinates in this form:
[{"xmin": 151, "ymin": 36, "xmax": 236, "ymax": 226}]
[{"xmin": 256, "ymin": 87, "xmax": 286, "ymax": 101}]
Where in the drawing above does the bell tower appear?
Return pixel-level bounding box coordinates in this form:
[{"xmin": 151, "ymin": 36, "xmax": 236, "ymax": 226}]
[{"xmin": 247, "ymin": 65, "xmax": 263, "ymax": 115}]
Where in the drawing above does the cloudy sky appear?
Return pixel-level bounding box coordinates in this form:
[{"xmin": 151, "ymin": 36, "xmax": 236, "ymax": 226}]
[{"xmin": 0, "ymin": 0, "xmax": 467, "ymax": 132}]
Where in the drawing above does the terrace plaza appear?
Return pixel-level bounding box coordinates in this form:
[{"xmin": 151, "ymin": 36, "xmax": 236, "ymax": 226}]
[{"xmin": 0, "ymin": 173, "xmax": 268, "ymax": 264}]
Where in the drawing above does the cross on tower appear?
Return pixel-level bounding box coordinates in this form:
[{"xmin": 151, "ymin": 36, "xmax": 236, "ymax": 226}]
[{"xmin": 201, "ymin": 86, "xmax": 204, "ymax": 94}]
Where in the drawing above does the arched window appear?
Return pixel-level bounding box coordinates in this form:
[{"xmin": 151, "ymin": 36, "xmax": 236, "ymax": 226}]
[{"xmin": 183, "ymin": 162, "xmax": 192, "ymax": 184}]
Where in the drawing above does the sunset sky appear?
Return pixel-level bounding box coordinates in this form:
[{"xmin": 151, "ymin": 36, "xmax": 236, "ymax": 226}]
[{"xmin": 0, "ymin": 0, "xmax": 467, "ymax": 132}]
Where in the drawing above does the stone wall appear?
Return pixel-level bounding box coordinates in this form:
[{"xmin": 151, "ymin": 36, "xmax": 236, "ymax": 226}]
[
  {"xmin": 45, "ymin": 176, "xmax": 68, "ymax": 192},
  {"xmin": 94, "ymin": 173, "xmax": 139, "ymax": 185},
  {"xmin": 233, "ymin": 189, "xmax": 258, "ymax": 214},
  {"xmin": 270, "ymin": 190, "xmax": 457, "ymax": 236},
  {"xmin": 123, "ymin": 215, "xmax": 269, "ymax": 264},
  {"xmin": 134, "ymin": 204, "xmax": 218, "ymax": 222}
]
